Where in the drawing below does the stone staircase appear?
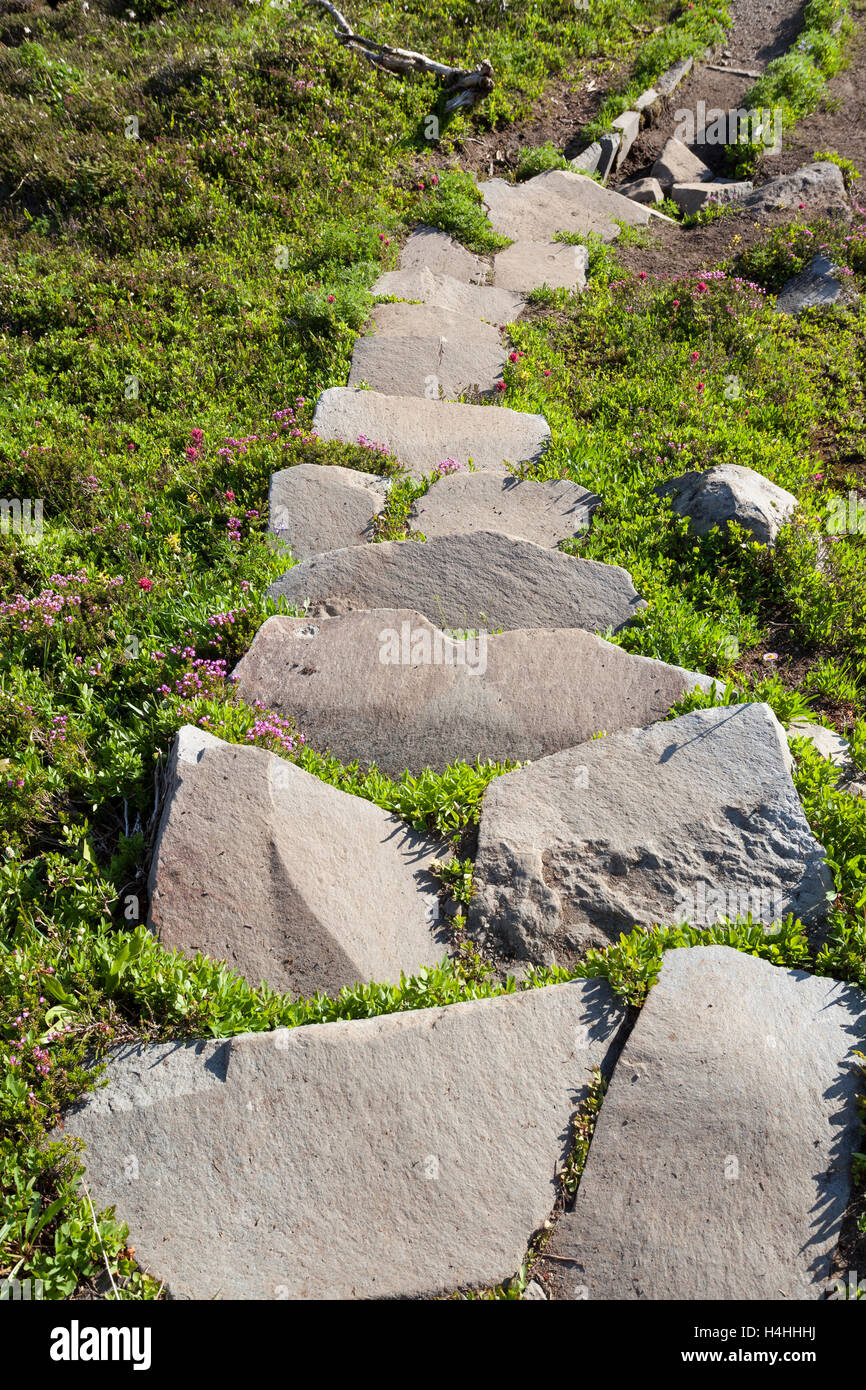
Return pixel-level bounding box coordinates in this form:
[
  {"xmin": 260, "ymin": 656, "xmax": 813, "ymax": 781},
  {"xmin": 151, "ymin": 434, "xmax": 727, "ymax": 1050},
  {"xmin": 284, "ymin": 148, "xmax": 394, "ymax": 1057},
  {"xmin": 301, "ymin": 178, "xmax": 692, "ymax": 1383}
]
[{"xmin": 62, "ymin": 166, "xmax": 866, "ymax": 1301}]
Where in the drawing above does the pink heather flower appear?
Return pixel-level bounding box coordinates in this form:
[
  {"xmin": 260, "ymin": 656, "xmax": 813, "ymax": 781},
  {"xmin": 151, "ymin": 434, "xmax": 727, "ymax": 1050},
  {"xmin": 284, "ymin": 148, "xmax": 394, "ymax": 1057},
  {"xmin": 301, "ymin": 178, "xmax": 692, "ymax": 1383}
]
[
  {"xmin": 138, "ymin": 577, "xmax": 153, "ymax": 592},
  {"xmin": 431, "ymin": 459, "xmax": 466, "ymax": 480}
]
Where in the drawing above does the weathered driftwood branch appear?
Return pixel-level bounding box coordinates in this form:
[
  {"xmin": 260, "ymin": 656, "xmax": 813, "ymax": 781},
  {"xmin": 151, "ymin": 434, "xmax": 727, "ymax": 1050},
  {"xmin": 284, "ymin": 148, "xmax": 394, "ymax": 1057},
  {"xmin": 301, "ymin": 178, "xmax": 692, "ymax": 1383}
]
[{"xmin": 307, "ymin": 0, "xmax": 494, "ymax": 113}]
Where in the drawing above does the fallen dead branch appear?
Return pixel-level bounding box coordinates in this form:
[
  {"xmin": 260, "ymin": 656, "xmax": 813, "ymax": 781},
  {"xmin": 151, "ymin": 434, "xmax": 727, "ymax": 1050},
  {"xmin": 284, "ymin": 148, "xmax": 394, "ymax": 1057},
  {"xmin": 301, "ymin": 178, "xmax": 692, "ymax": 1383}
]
[{"xmin": 307, "ymin": 0, "xmax": 495, "ymax": 113}]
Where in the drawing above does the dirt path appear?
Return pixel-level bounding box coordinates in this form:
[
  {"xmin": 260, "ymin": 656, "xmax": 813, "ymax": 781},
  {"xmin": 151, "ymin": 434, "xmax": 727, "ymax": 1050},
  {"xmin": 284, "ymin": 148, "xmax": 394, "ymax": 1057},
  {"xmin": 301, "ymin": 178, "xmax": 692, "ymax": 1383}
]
[
  {"xmin": 615, "ymin": 0, "xmax": 809, "ymax": 183},
  {"xmin": 775, "ymin": 17, "xmax": 866, "ymax": 179}
]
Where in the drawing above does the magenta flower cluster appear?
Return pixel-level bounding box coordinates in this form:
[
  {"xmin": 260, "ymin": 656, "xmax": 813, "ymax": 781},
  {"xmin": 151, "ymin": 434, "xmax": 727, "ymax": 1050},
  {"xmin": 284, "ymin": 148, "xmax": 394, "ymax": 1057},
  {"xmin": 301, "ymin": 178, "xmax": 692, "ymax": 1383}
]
[
  {"xmin": 156, "ymin": 657, "xmax": 229, "ymax": 699},
  {"xmin": 430, "ymin": 458, "xmax": 466, "ymax": 481},
  {"xmin": 246, "ymin": 700, "xmax": 305, "ymax": 754},
  {"xmin": 5, "ymin": 1005, "xmax": 75, "ymax": 1104},
  {"xmin": 355, "ymin": 434, "xmax": 389, "ymax": 453},
  {"xmin": 0, "ymin": 571, "xmax": 123, "ymax": 634},
  {"xmin": 47, "ymin": 714, "xmax": 69, "ymax": 746},
  {"xmin": 185, "ymin": 426, "xmax": 205, "ymax": 463}
]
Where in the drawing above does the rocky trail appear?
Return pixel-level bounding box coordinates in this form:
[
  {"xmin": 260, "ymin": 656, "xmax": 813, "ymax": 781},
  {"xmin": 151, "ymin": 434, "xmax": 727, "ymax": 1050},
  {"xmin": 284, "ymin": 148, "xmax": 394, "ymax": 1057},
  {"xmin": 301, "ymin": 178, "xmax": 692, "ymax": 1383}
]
[{"xmin": 60, "ymin": 19, "xmax": 866, "ymax": 1302}]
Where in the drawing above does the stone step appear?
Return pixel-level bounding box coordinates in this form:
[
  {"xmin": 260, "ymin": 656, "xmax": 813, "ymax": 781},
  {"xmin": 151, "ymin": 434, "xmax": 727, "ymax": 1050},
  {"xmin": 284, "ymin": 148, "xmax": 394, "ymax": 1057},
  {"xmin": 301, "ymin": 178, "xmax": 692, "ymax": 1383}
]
[
  {"xmin": 570, "ymin": 131, "xmax": 620, "ymax": 183},
  {"xmin": 365, "ymin": 302, "xmax": 504, "ymax": 343},
  {"xmin": 492, "ymin": 239, "xmax": 588, "ymax": 293},
  {"xmin": 670, "ymin": 180, "xmax": 752, "ymax": 216},
  {"xmin": 267, "ymin": 530, "xmax": 646, "ymax": 634},
  {"xmin": 478, "ymin": 169, "xmax": 653, "ymax": 243},
  {"xmin": 618, "ymin": 176, "xmax": 664, "ymax": 206},
  {"xmin": 372, "ymin": 266, "xmax": 523, "ymax": 324},
  {"xmin": 651, "ymin": 136, "xmax": 714, "ymax": 192},
  {"xmin": 410, "ymin": 469, "xmax": 599, "ymax": 544},
  {"xmin": 787, "ymin": 719, "xmax": 866, "ymax": 798},
  {"xmin": 348, "ymin": 333, "xmax": 505, "ymax": 400},
  {"xmin": 311, "ymin": 387, "xmax": 551, "ymax": 480},
  {"xmin": 268, "ymin": 463, "xmax": 390, "ymax": 562},
  {"xmin": 540, "ymin": 945, "xmax": 866, "ymax": 1300},
  {"xmin": 469, "ymin": 703, "xmax": 833, "ymax": 966},
  {"xmin": 232, "ymin": 609, "xmax": 714, "ymax": 777},
  {"xmin": 148, "ymin": 726, "xmax": 448, "ymax": 998},
  {"xmin": 62, "ymin": 980, "xmax": 627, "ymax": 1300},
  {"xmin": 398, "ymin": 224, "xmax": 488, "ymax": 283},
  {"xmin": 348, "ymin": 303, "xmax": 508, "ymax": 399},
  {"xmin": 611, "ymin": 110, "xmax": 640, "ymax": 167}
]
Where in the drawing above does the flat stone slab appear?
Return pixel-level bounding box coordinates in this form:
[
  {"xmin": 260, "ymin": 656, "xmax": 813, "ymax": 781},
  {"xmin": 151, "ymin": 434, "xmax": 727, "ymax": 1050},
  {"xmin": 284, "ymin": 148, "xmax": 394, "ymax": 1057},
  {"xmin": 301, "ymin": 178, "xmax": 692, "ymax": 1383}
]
[
  {"xmin": 268, "ymin": 463, "xmax": 389, "ymax": 561},
  {"xmin": 656, "ymin": 55, "xmax": 693, "ymax": 94},
  {"xmin": 493, "ymin": 239, "xmax": 588, "ymax": 293},
  {"xmin": 479, "ymin": 170, "xmax": 652, "ymax": 243},
  {"xmin": 372, "ymin": 267, "xmax": 523, "ymax": 324},
  {"xmin": 788, "ymin": 719, "xmax": 866, "ymax": 798},
  {"xmin": 267, "ymin": 530, "xmax": 646, "ymax": 634},
  {"xmin": 541, "ymin": 946, "xmax": 866, "ymax": 1300},
  {"xmin": 651, "ymin": 136, "xmax": 713, "ymax": 191},
  {"xmin": 348, "ymin": 333, "xmax": 505, "ymax": 399},
  {"xmin": 399, "ymin": 225, "xmax": 488, "ymax": 283},
  {"xmin": 311, "ymin": 388, "xmax": 551, "ymax": 480},
  {"xmin": 62, "ymin": 980, "xmax": 627, "ymax": 1299},
  {"xmin": 409, "ymin": 470, "xmax": 599, "ymax": 545},
  {"xmin": 570, "ymin": 137, "xmax": 609, "ymax": 178},
  {"xmin": 366, "ymin": 302, "xmax": 503, "ymax": 344},
  {"xmin": 742, "ymin": 161, "xmax": 848, "ymax": 215},
  {"xmin": 774, "ymin": 253, "xmax": 852, "ymax": 315},
  {"xmin": 469, "ymin": 704, "xmax": 834, "ymax": 965},
  {"xmin": 670, "ymin": 180, "xmax": 753, "ymax": 215},
  {"xmin": 148, "ymin": 726, "xmax": 448, "ymax": 998},
  {"xmin": 232, "ymin": 610, "xmax": 714, "ymax": 776},
  {"xmin": 594, "ymin": 132, "xmax": 621, "ymax": 183},
  {"xmin": 633, "ymin": 87, "xmax": 658, "ymax": 112},
  {"xmin": 618, "ymin": 176, "xmax": 663, "ymax": 206},
  {"xmin": 656, "ymin": 464, "xmax": 798, "ymax": 546},
  {"xmin": 612, "ymin": 110, "xmax": 640, "ymax": 167}
]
